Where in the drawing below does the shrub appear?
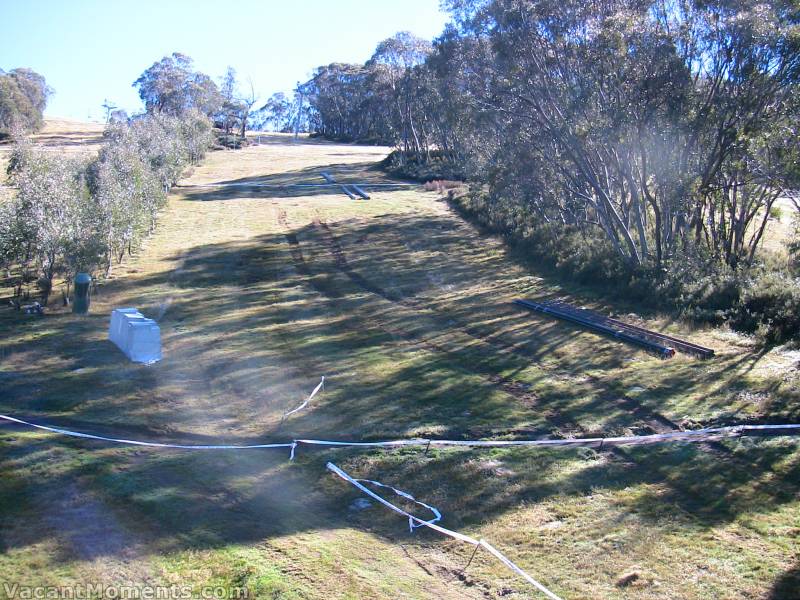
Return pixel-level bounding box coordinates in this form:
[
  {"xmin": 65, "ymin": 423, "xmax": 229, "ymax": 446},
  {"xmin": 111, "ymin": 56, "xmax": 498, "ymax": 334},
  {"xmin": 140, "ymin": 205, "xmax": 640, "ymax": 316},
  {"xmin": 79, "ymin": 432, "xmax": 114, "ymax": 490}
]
[
  {"xmin": 789, "ymin": 216, "xmax": 800, "ymax": 274},
  {"xmin": 732, "ymin": 273, "xmax": 800, "ymax": 343},
  {"xmin": 216, "ymin": 132, "xmax": 247, "ymax": 149},
  {"xmin": 381, "ymin": 150, "xmax": 465, "ymax": 182},
  {"xmin": 423, "ymin": 179, "xmax": 465, "ymax": 193},
  {"xmin": 1, "ymin": 111, "xmax": 214, "ymax": 304},
  {"xmin": 4, "ymin": 148, "xmax": 93, "ymax": 305}
]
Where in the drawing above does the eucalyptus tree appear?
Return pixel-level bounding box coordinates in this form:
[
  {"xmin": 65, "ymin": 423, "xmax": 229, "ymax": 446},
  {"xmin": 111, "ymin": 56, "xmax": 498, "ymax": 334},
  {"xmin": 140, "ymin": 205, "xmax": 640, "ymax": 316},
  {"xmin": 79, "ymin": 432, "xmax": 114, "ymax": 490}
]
[
  {"xmin": 87, "ymin": 132, "xmax": 156, "ymax": 272},
  {"xmin": 178, "ymin": 108, "xmax": 214, "ymax": 164},
  {"xmin": 0, "ymin": 67, "xmax": 52, "ymax": 132},
  {"xmin": 133, "ymin": 53, "xmax": 222, "ymax": 117},
  {"xmin": 303, "ymin": 63, "xmax": 380, "ymax": 141},
  {"xmin": 5, "ymin": 145, "xmax": 91, "ymax": 304},
  {"xmin": 236, "ymin": 78, "xmax": 259, "ymax": 138},
  {"xmin": 367, "ymin": 32, "xmax": 433, "ymax": 152},
  {"xmin": 129, "ymin": 114, "xmax": 190, "ymax": 193},
  {"xmin": 441, "ymin": 0, "xmax": 800, "ymax": 268},
  {"xmin": 1, "ymin": 104, "xmax": 213, "ymax": 303},
  {"xmin": 301, "ymin": 33, "xmax": 434, "ymax": 147},
  {"xmin": 217, "ymin": 66, "xmax": 244, "ymax": 135},
  {"xmin": 255, "ymin": 92, "xmax": 294, "ymax": 131}
]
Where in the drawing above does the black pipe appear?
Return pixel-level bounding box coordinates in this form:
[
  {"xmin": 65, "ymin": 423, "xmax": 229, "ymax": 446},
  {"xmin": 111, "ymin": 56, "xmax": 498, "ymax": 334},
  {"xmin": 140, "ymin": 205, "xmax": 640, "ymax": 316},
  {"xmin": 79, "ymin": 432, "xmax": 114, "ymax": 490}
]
[
  {"xmin": 350, "ymin": 184, "xmax": 370, "ymax": 199},
  {"xmin": 542, "ymin": 301, "xmax": 713, "ymax": 358},
  {"xmin": 514, "ymin": 299, "xmax": 676, "ymax": 358}
]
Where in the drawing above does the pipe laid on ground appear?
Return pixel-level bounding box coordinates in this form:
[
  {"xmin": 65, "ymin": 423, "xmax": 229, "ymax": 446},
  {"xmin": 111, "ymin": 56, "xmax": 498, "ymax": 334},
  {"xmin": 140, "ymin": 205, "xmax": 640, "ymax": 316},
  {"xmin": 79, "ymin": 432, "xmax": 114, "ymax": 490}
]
[
  {"xmin": 350, "ymin": 184, "xmax": 370, "ymax": 200},
  {"xmin": 514, "ymin": 299, "xmax": 676, "ymax": 358},
  {"xmin": 340, "ymin": 185, "xmax": 357, "ymax": 199},
  {"xmin": 543, "ymin": 301, "xmax": 713, "ymax": 358},
  {"xmin": 320, "ymin": 172, "xmax": 357, "ymax": 199}
]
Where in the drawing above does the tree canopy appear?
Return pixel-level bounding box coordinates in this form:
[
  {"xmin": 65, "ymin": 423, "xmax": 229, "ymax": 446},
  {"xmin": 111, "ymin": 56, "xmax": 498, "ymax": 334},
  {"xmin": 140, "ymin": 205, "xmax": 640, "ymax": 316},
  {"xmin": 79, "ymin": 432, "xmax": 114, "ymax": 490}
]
[
  {"xmin": 290, "ymin": 1, "xmax": 800, "ymax": 341},
  {"xmin": 0, "ymin": 68, "xmax": 52, "ymax": 133},
  {"xmin": 132, "ymin": 53, "xmax": 221, "ymax": 117},
  {"xmin": 300, "ymin": 1, "xmax": 800, "ymax": 270},
  {"xmin": 1, "ymin": 109, "xmax": 213, "ymax": 305}
]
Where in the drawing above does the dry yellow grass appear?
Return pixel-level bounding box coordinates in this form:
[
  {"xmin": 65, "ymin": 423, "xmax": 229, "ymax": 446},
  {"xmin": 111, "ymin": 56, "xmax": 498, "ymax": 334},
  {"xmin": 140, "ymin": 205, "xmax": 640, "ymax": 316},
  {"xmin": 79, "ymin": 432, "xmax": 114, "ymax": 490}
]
[{"xmin": 761, "ymin": 195, "xmax": 798, "ymax": 255}]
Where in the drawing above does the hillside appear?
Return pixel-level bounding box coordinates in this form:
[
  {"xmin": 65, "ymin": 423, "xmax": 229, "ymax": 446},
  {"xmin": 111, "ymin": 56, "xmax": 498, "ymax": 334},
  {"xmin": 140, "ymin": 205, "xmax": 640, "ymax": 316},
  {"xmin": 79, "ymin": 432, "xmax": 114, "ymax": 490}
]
[{"xmin": 0, "ymin": 127, "xmax": 798, "ymax": 599}]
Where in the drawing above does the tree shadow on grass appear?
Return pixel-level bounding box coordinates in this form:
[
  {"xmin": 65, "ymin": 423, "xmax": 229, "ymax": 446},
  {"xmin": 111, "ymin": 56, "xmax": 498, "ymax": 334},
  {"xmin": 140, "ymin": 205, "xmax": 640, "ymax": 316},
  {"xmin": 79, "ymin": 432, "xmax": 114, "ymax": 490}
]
[
  {"xmin": 2, "ymin": 423, "xmax": 798, "ymax": 570},
  {"xmin": 0, "ymin": 209, "xmax": 797, "ymax": 583},
  {"xmin": 0, "ymin": 433, "xmax": 342, "ymax": 562},
  {"xmin": 769, "ymin": 562, "xmax": 800, "ymax": 600},
  {"xmin": 4, "ymin": 210, "xmax": 794, "ymax": 442},
  {"xmin": 177, "ymin": 162, "xmax": 413, "ymax": 202}
]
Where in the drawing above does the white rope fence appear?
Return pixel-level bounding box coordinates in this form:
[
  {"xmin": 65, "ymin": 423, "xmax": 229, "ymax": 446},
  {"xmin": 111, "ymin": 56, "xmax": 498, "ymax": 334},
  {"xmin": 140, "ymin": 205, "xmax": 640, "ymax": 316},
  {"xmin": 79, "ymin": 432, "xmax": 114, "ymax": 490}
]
[
  {"xmin": 0, "ymin": 413, "xmax": 293, "ymax": 450},
  {"xmin": 1, "ymin": 375, "xmax": 800, "ymax": 599},
  {"xmin": 327, "ymin": 462, "xmax": 563, "ymax": 600},
  {"xmin": 1, "ymin": 414, "xmax": 799, "ymax": 455},
  {"xmin": 281, "ymin": 376, "xmax": 325, "ymax": 422},
  {"xmin": 352, "ymin": 473, "xmax": 441, "ymax": 533}
]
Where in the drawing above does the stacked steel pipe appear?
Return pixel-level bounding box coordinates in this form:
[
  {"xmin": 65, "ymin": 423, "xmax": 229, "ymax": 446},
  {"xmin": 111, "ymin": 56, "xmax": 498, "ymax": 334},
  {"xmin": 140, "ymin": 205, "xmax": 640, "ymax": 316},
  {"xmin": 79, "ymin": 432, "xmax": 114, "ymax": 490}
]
[
  {"xmin": 320, "ymin": 172, "xmax": 370, "ymax": 199},
  {"xmin": 514, "ymin": 299, "xmax": 714, "ymax": 359}
]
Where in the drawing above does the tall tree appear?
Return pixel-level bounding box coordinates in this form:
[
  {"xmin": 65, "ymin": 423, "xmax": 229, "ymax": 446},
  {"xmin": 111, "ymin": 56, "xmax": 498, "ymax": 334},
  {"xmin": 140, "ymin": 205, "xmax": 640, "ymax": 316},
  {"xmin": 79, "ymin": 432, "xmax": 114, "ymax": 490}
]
[
  {"xmin": 0, "ymin": 68, "xmax": 52, "ymax": 133},
  {"xmin": 368, "ymin": 32, "xmax": 433, "ymax": 153},
  {"xmin": 254, "ymin": 92, "xmax": 294, "ymax": 132},
  {"xmin": 217, "ymin": 66, "xmax": 242, "ymax": 135},
  {"xmin": 215, "ymin": 67, "xmax": 258, "ymax": 138},
  {"xmin": 133, "ymin": 53, "xmax": 221, "ymax": 117},
  {"xmin": 439, "ymin": 0, "xmax": 800, "ymax": 267}
]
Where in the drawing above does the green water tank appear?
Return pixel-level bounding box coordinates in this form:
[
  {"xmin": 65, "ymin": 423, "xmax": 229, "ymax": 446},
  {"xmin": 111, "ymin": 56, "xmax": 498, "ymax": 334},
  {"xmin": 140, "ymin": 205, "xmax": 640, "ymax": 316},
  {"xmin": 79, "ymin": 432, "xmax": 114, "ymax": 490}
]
[{"xmin": 73, "ymin": 273, "xmax": 92, "ymax": 314}]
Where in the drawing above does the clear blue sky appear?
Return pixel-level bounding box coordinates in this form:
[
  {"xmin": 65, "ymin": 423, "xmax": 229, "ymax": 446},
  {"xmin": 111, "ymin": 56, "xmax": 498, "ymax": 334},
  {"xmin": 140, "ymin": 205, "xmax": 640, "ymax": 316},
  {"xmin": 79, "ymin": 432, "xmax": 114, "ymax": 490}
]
[{"xmin": 0, "ymin": 0, "xmax": 449, "ymax": 121}]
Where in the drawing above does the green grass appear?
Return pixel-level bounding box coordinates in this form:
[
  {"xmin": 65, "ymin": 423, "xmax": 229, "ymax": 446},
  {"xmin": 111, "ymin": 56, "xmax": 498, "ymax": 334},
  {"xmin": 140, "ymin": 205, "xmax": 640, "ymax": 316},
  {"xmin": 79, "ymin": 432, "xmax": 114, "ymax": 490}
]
[{"xmin": 0, "ymin": 130, "xmax": 798, "ymax": 599}]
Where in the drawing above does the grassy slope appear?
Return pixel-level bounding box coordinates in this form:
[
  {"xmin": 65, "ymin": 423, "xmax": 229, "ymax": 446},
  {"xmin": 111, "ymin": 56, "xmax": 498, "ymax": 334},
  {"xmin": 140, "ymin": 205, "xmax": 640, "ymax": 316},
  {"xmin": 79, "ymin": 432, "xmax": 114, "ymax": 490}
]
[{"xmin": 0, "ymin": 125, "xmax": 798, "ymax": 599}]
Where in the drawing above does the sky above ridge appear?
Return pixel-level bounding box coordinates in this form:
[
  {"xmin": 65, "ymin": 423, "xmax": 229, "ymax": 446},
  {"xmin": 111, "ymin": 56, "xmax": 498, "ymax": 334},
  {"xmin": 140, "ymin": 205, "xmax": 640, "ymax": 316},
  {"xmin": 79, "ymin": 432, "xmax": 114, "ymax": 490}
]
[{"xmin": 0, "ymin": 0, "xmax": 449, "ymax": 121}]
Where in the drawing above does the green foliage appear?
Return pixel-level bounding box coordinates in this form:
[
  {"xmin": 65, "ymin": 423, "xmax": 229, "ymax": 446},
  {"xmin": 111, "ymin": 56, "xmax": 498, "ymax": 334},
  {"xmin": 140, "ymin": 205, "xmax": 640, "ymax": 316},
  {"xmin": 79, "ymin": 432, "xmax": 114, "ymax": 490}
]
[
  {"xmin": 301, "ymin": 31, "xmax": 433, "ymax": 149},
  {"xmin": 2, "ymin": 145, "xmax": 95, "ymax": 304},
  {"xmin": 455, "ymin": 189, "xmax": 800, "ymax": 343},
  {"xmin": 214, "ymin": 66, "xmax": 258, "ymax": 137},
  {"xmin": 216, "ymin": 132, "xmax": 247, "ymax": 149},
  {"xmin": 252, "ymin": 92, "xmax": 297, "ymax": 132},
  {"xmin": 178, "ymin": 108, "xmax": 215, "ymax": 163},
  {"xmin": 0, "ymin": 68, "xmax": 51, "ymax": 133},
  {"xmin": 453, "ymin": 189, "xmax": 631, "ymax": 286},
  {"xmin": 306, "ymin": 3, "xmax": 799, "ymax": 324},
  {"xmin": 790, "ymin": 215, "xmax": 800, "ymax": 273},
  {"xmin": 732, "ymin": 273, "xmax": 800, "ymax": 344},
  {"xmin": 371, "ymin": 0, "xmax": 800, "ymax": 342},
  {"xmin": 133, "ymin": 53, "xmax": 221, "ymax": 117},
  {"xmin": 1, "ymin": 111, "xmax": 214, "ymax": 304},
  {"xmin": 380, "ymin": 150, "xmax": 465, "ymax": 181}
]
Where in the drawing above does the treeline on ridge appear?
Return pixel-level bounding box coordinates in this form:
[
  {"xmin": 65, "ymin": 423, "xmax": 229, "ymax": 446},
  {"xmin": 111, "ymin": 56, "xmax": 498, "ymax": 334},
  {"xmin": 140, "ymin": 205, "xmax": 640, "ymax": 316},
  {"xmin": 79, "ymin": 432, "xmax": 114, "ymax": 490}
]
[
  {"xmin": 0, "ymin": 50, "xmax": 285, "ymax": 306},
  {"xmin": 295, "ymin": 0, "xmax": 800, "ymax": 343}
]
